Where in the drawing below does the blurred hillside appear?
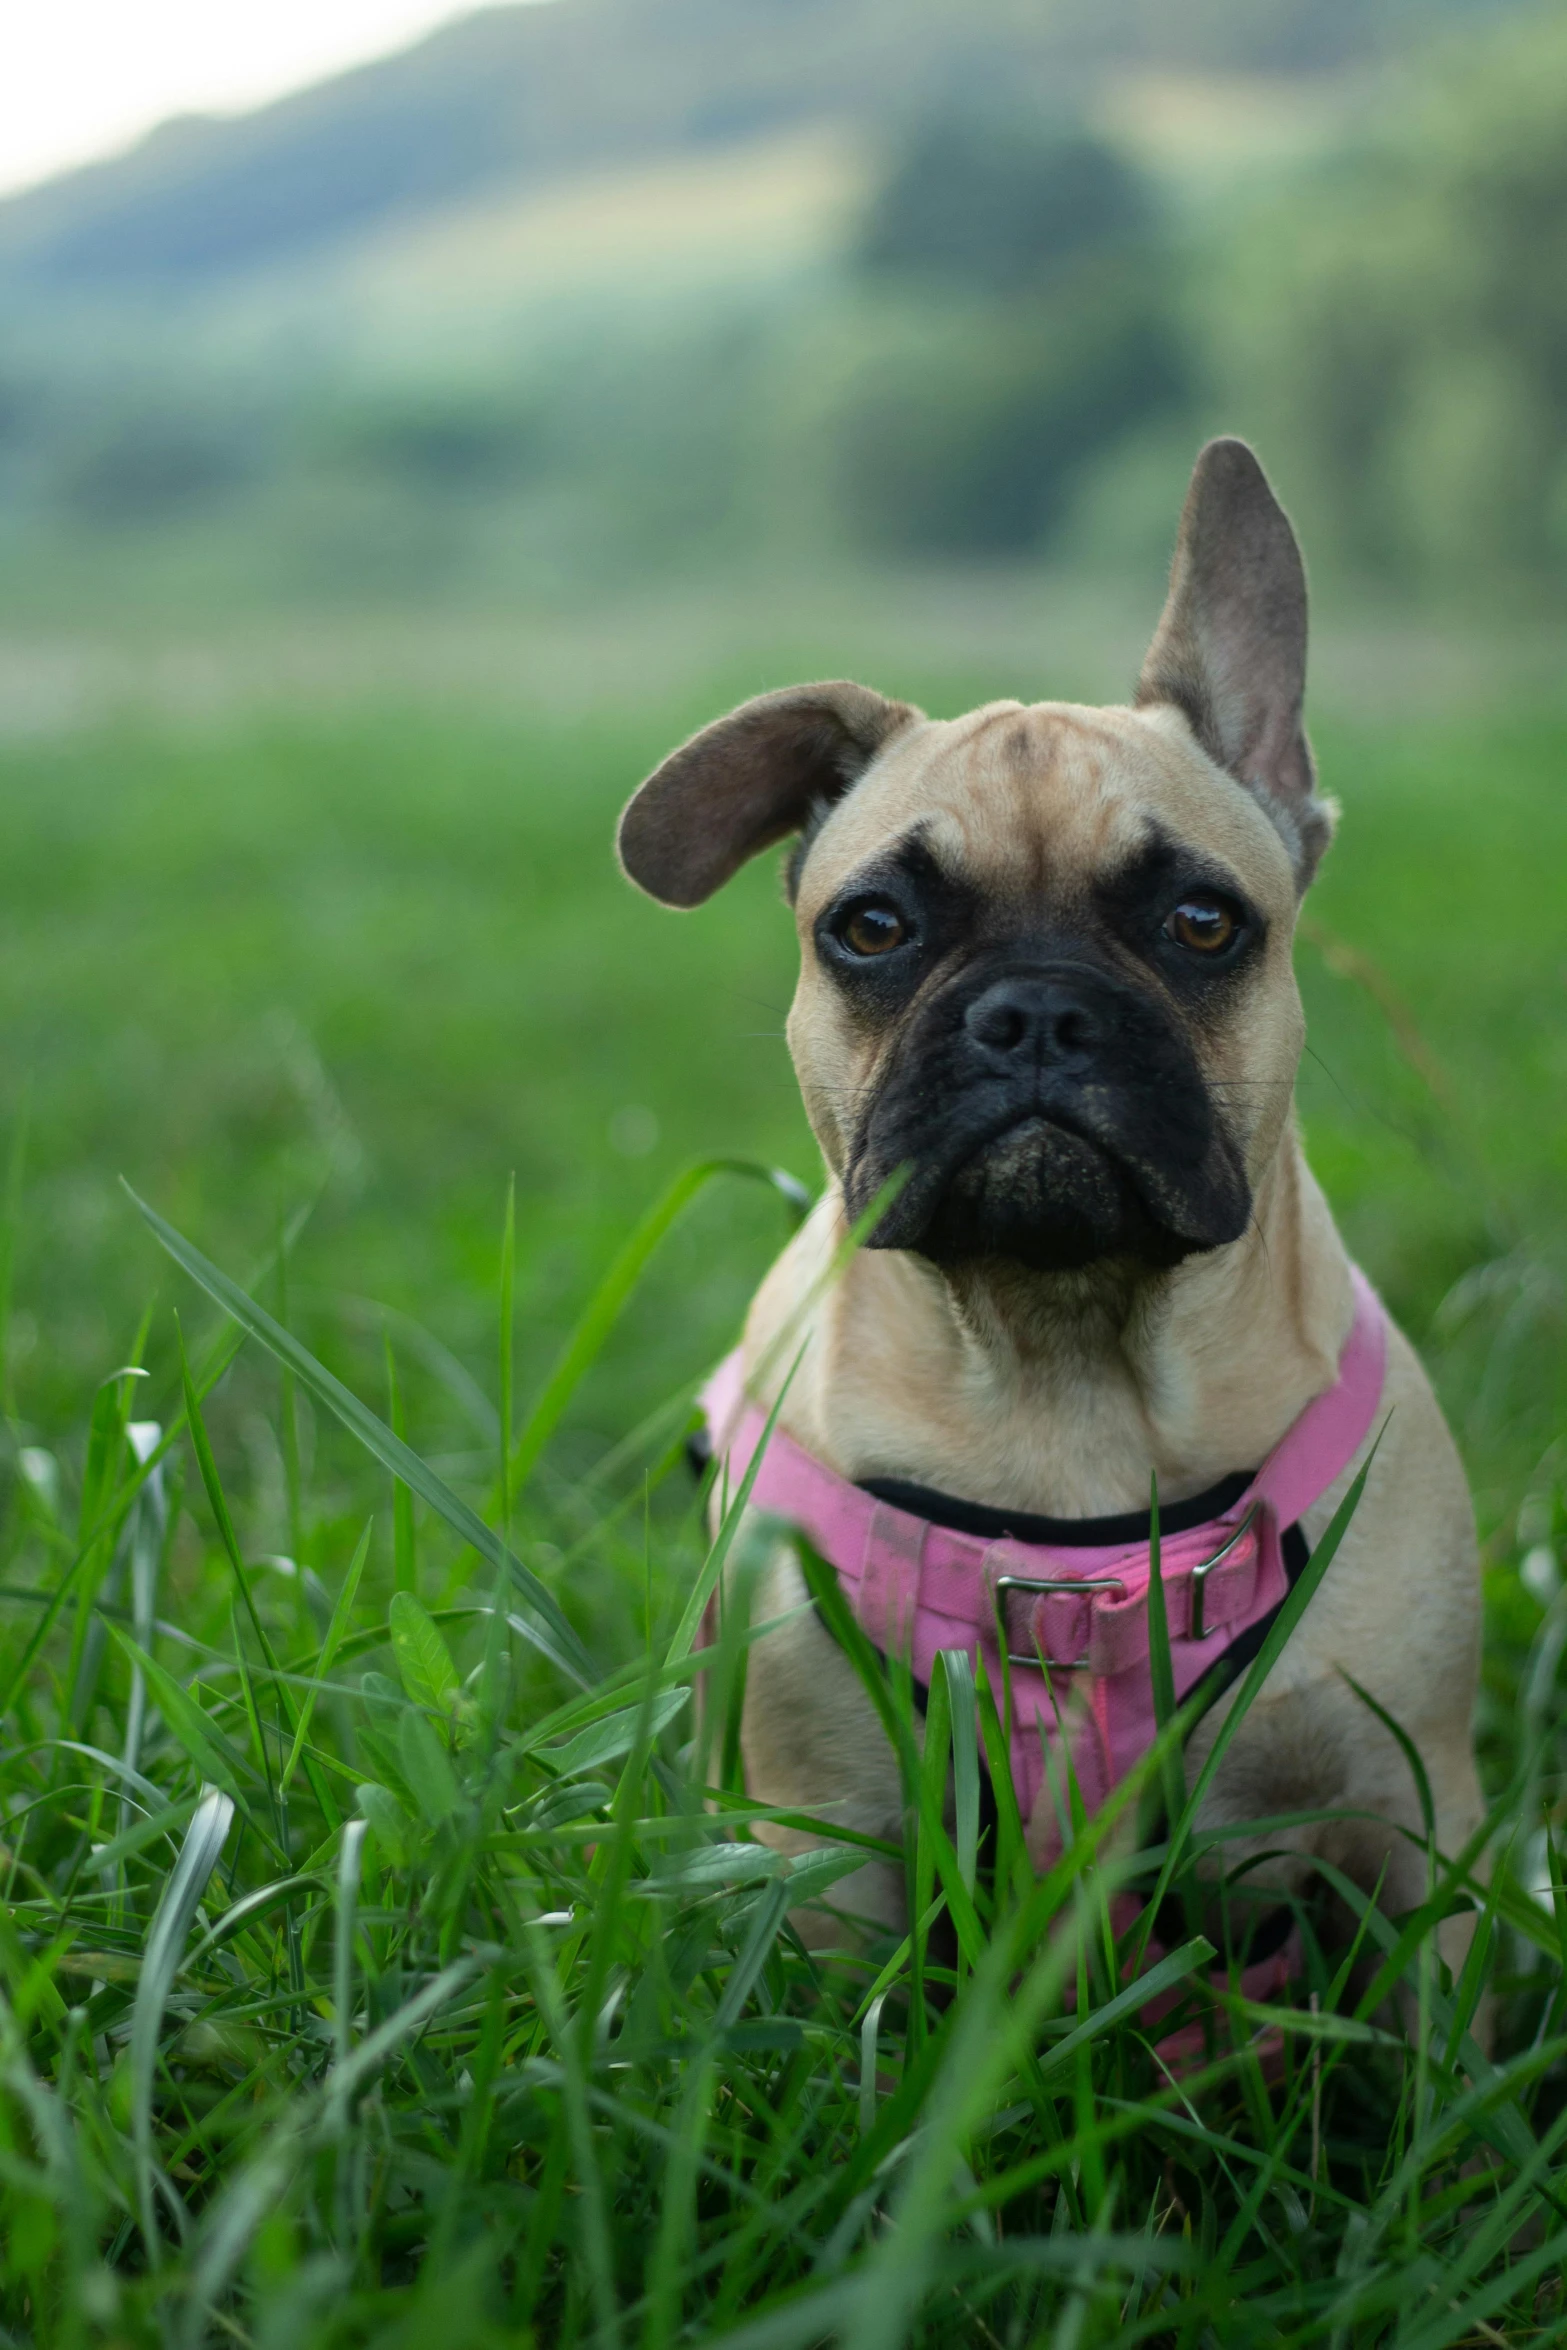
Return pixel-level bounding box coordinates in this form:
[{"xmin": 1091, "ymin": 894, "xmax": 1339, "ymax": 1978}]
[
  {"xmin": 0, "ymin": 0, "xmax": 1518, "ymax": 291},
  {"xmin": 0, "ymin": 0, "xmax": 1562, "ymax": 631}
]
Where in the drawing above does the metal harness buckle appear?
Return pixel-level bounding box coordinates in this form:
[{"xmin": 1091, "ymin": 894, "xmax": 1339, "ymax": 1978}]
[
  {"xmin": 1187, "ymin": 1503, "xmax": 1262, "ymax": 1642},
  {"xmin": 994, "ymin": 1575, "xmax": 1127, "ymax": 1670}
]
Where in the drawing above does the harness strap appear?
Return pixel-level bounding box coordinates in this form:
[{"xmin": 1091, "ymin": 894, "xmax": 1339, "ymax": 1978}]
[{"xmin": 701, "ymin": 1265, "xmax": 1388, "ymax": 1845}]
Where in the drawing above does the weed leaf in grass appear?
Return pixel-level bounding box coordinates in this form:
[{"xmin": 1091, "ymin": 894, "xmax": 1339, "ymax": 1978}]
[
  {"xmin": 543, "ymin": 1687, "xmax": 689, "ymax": 1777},
  {"xmin": 389, "ymin": 1588, "xmax": 461, "ymax": 1719},
  {"xmin": 650, "ymin": 1844, "xmax": 782, "ymax": 1889},
  {"xmin": 779, "ymin": 1844, "xmax": 878, "ymax": 1906}
]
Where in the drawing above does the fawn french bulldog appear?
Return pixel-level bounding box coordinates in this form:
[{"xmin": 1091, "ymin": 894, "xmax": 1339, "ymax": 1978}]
[{"xmin": 617, "ymin": 440, "xmax": 1482, "ymax": 1966}]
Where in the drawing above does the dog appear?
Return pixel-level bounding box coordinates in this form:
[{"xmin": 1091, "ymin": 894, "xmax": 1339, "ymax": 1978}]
[{"xmin": 616, "ymin": 438, "xmax": 1482, "ymax": 1966}]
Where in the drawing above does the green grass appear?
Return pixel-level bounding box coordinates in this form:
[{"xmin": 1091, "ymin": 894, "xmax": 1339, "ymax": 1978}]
[{"xmin": 0, "ymin": 689, "xmax": 1564, "ymax": 2345}]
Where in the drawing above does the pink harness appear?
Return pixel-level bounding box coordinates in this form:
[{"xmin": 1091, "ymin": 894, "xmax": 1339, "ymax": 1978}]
[{"xmin": 701, "ymin": 1267, "xmax": 1387, "ymax": 1848}]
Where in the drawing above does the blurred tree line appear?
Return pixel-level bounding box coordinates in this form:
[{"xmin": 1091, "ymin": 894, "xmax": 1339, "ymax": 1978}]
[
  {"xmin": 837, "ymin": 115, "xmax": 1184, "ymax": 557},
  {"xmin": 0, "ymin": 6, "xmax": 1562, "ymax": 610},
  {"xmin": 1217, "ymin": 10, "xmax": 1567, "ymax": 588}
]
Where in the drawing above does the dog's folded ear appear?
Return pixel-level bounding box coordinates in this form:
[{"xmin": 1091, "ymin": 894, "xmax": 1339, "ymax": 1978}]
[
  {"xmin": 617, "ymin": 681, "xmax": 922, "ymax": 908},
  {"xmin": 1138, "ymin": 437, "xmax": 1333, "ymax": 888}
]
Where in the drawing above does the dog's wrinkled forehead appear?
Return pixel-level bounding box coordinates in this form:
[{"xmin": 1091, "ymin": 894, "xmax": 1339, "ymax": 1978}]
[{"xmin": 795, "ymin": 698, "xmax": 1299, "ymax": 921}]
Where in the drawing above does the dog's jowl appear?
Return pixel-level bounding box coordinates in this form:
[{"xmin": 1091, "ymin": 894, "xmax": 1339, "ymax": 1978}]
[{"xmin": 617, "ymin": 438, "xmax": 1482, "ymax": 1977}]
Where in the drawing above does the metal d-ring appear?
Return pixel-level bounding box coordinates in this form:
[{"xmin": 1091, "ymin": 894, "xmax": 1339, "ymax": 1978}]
[
  {"xmin": 993, "ymin": 1574, "xmax": 1127, "ymax": 1670},
  {"xmin": 1187, "ymin": 1503, "xmax": 1262, "ymax": 1643}
]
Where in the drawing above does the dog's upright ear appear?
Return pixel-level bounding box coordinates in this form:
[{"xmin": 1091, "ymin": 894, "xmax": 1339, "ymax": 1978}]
[
  {"xmin": 1138, "ymin": 438, "xmax": 1332, "ymax": 888},
  {"xmin": 617, "ymin": 680, "xmax": 922, "ymax": 908}
]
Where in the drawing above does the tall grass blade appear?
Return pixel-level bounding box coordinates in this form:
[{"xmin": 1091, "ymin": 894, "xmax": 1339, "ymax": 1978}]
[
  {"xmin": 508, "ymin": 1157, "xmax": 809, "ymax": 1494},
  {"xmin": 131, "ymin": 1784, "xmax": 234, "ymax": 2259},
  {"xmin": 178, "ymin": 1321, "xmax": 278, "ymax": 1678},
  {"xmin": 642, "ymin": 2047, "xmax": 716, "ymax": 2350},
  {"xmin": 66, "ymin": 1364, "xmax": 145, "ymax": 1729},
  {"xmin": 335, "ymin": 1818, "xmax": 367, "ymax": 2068},
  {"xmin": 0, "ymin": 1083, "xmax": 29, "ymax": 1420},
  {"xmin": 842, "ymin": 1892, "xmax": 1101, "ymax": 2350},
  {"xmin": 125, "ymin": 1183, "xmax": 595, "ymax": 1688},
  {"xmin": 1340, "ymin": 1667, "xmax": 1436, "ymax": 1840},
  {"xmin": 384, "ymin": 1332, "xmax": 417, "ymax": 1595},
  {"xmin": 713, "ymin": 1879, "xmax": 790, "ymax": 2033},
  {"xmin": 499, "ymin": 1171, "xmax": 516, "ymax": 1535},
  {"xmin": 323, "ymin": 1954, "xmax": 481, "ymax": 2121},
  {"xmin": 177, "ymin": 1952, "xmax": 488, "ymax": 2332},
  {"xmin": 1036, "ymin": 1936, "xmax": 1214, "ymax": 2085},
  {"xmin": 662, "ymin": 1355, "xmax": 805, "ymax": 1668},
  {"xmin": 281, "ymin": 1520, "xmax": 371, "ymax": 1793},
  {"xmin": 1134, "ymin": 1436, "xmax": 1382, "ymax": 1960},
  {"xmin": 184, "ymin": 1872, "xmax": 320, "ymax": 1970},
  {"xmin": 105, "ymin": 1623, "xmax": 258, "ymax": 1808},
  {"xmin": 179, "ymin": 2132, "xmax": 301, "ymax": 2350},
  {"xmin": 119, "ymin": 1420, "xmax": 168, "ymax": 1786},
  {"xmin": 1144, "ymin": 1474, "xmax": 1185, "ymax": 1843},
  {"xmin": 938, "ymin": 1649, "xmax": 981, "ymax": 1901},
  {"xmin": 859, "ymin": 1990, "xmax": 889, "ymax": 2139},
  {"xmin": 0, "ymin": 1900, "xmax": 68, "ymax": 2030},
  {"xmin": 796, "ymin": 1540, "xmax": 986, "ymax": 1967},
  {"xmin": 0, "ymin": 1324, "xmax": 248, "ymax": 1726}
]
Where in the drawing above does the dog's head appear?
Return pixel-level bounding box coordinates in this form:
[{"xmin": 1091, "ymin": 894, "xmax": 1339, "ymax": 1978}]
[{"xmin": 618, "ymin": 439, "xmax": 1332, "ymax": 1278}]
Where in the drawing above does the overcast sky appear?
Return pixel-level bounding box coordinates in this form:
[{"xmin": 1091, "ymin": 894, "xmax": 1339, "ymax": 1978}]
[{"xmin": 1, "ymin": 0, "xmax": 530, "ymax": 199}]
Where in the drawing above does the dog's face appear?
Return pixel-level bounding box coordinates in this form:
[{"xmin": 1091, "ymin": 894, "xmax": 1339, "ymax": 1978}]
[
  {"xmin": 619, "ymin": 439, "xmax": 1334, "ymax": 1280},
  {"xmin": 785, "ymin": 699, "xmax": 1304, "ymax": 1272}
]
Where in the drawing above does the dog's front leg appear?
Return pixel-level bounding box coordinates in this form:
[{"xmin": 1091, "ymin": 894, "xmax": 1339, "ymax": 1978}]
[{"xmin": 725, "ymin": 1530, "xmax": 909, "ymax": 1950}]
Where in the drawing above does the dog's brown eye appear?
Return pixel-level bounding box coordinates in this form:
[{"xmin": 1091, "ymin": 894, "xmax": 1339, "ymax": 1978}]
[
  {"xmin": 840, "ymin": 902, "xmax": 908, "ymax": 957},
  {"xmin": 1167, "ymin": 896, "xmax": 1239, "ymax": 955}
]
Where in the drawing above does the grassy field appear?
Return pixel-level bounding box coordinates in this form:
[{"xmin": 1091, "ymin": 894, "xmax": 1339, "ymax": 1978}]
[{"xmin": 0, "ymin": 677, "xmax": 1564, "ymax": 2345}]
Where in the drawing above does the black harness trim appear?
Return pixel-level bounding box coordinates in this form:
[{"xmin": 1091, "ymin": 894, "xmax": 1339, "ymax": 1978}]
[{"xmin": 857, "ymin": 1467, "xmax": 1257, "ymax": 1548}]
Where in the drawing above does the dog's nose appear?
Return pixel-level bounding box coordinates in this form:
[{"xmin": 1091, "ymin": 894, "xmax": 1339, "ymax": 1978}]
[{"xmin": 964, "ymin": 975, "xmax": 1102, "ymax": 1066}]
